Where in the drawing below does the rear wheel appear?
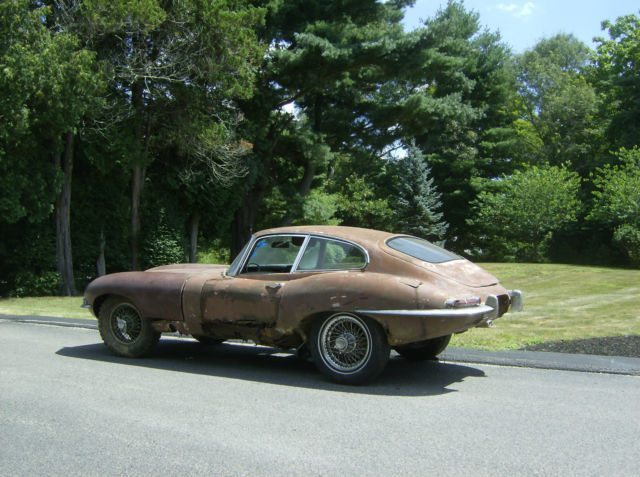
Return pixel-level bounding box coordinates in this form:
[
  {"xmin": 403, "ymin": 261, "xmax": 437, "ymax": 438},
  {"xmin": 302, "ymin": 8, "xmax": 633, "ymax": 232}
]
[
  {"xmin": 98, "ymin": 297, "xmax": 160, "ymax": 358},
  {"xmin": 310, "ymin": 313, "xmax": 389, "ymax": 385},
  {"xmin": 395, "ymin": 334, "xmax": 452, "ymax": 361}
]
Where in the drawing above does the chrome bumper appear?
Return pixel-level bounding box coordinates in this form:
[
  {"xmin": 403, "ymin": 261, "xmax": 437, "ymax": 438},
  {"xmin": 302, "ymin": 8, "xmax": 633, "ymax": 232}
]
[
  {"xmin": 357, "ymin": 290, "xmax": 524, "ymax": 323},
  {"xmin": 356, "ymin": 305, "xmax": 494, "ymax": 320}
]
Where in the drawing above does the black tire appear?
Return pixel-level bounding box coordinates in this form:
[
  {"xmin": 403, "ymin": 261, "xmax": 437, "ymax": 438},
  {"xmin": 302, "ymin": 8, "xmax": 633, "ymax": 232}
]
[
  {"xmin": 310, "ymin": 313, "xmax": 390, "ymax": 385},
  {"xmin": 395, "ymin": 334, "xmax": 452, "ymax": 361},
  {"xmin": 193, "ymin": 335, "xmax": 224, "ymax": 346},
  {"xmin": 98, "ymin": 296, "xmax": 160, "ymax": 358}
]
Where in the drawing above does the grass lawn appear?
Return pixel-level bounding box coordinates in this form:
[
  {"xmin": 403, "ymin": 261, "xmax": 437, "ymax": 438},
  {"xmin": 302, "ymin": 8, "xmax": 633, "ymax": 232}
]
[
  {"xmin": 0, "ymin": 296, "xmax": 90, "ymax": 319},
  {"xmin": 452, "ymin": 263, "xmax": 640, "ymax": 350},
  {"xmin": 1, "ymin": 263, "xmax": 639, "ymax": 350}
]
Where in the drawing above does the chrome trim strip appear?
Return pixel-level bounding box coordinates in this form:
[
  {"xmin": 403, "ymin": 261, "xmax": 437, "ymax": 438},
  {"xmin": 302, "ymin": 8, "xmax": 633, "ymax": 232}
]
[
  {"xmin": 236, "ymin": 233, "xmax": 309, "ymax": 276},
  {"xmin": 355, "ymin": 305, "xmax": 494, "ymax": 319},
  {"xmin": 292, "ymin": 234, "xmax": 369, "ymax": 272},
  {"xmin": 290, "ymin": 235, "xmax": 311, "ymax": 272}
]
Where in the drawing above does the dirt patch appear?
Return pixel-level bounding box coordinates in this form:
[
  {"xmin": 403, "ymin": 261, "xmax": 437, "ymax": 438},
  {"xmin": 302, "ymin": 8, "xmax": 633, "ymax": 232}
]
[{"xmin": 523, "ymin": 335, "xmax": 640, "ymax": 358}]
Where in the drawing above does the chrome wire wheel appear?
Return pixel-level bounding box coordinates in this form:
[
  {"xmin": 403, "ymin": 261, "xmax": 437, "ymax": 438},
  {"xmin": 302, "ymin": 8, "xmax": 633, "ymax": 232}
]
[
  {"xmin": 318, "ymin": 314, "xmax": 372, "ymax": 374},
  {"xmin": 109, "ymin": 303, "xmax": 143, "ymax": 344}
]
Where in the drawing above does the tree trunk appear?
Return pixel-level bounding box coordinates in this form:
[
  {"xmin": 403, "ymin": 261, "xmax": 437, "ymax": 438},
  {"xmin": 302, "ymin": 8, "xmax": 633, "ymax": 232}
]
[
  {"xmin": 279, "ymin": 159, "xmax": 316, "ymax": 227},
  {"xmin": 130, "ymin": 79, "xmax": 146, "ymax": 270},
  {"xmin": 188, "ymin": 212, "xmax": 200, "ymax": 263},
  {"xmin": 96, "ymin": 228, "xmax": 106, "ymax": 276},
  {"xmin": 231, "ymin": 185, "xmax": 266, "ymax": 258},
  {"xmin": 55, "ymin": 132, "xmax": 77, "ymax": 296},
  {"xmin": 130, "ymin": 164, "xmax": 145, "ymax": 270}
]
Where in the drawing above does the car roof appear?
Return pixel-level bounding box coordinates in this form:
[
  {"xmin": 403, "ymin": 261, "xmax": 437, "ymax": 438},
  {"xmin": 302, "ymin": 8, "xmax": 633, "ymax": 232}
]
[{"xmin": 254, "ymin": 225, "xmax": 395, "ymax": 250}]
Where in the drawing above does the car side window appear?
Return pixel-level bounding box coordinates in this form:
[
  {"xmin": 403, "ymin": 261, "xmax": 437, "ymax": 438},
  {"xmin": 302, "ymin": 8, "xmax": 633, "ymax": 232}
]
[
  {"xmin": 297, "ymin": 237, "xmax": 366, "ymax": 271},
  {"xmin": 242, "ymin": 235, "xmax": 305, "ymax": 274}
]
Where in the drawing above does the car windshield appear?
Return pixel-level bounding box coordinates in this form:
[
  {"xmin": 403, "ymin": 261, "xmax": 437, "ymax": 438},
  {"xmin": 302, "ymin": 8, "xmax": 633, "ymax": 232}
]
[
  {"xmin": 226, "ymin": 239, "xmax": 253, "ymax": 276},
  {"xmin": 386, "ymin": 236, "xmax": 460, "ymax": 264}
]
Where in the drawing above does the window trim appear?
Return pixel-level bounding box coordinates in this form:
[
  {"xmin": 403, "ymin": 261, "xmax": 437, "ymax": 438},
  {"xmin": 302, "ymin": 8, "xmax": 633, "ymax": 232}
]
[
  {"xmin": 231, "ymin": 233, "xmax": 370, "ymax": 276},
  {"xmin": 235, "ymin": 234, "xmax": 309, "ymax": 276},
  {"xmin": 384, "ymin": 235, "xmax": 461, "ymax": 264},
  {"xmin": 292, "ymin": 235, "xmax": 369, "ymax": 273}
]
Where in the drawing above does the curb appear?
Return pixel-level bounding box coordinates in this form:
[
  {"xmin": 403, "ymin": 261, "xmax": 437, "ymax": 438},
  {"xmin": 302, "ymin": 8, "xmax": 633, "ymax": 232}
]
[
  {"xmin": 3, "ymin": 314, "xmax": 640, "ymax": 376},
  {"xmin": 441, "ymin": 347, "xmax": 640, "ymax": 377}
]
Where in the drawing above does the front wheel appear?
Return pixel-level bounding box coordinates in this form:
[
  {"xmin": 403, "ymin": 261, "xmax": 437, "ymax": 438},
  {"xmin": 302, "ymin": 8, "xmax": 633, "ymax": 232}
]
[
  {"xmin": 395, "ymin": 334, "xmax": 452, "ymax": 361},
  {"xmin": 310, "ymin": 313, "xmax": 390, "ymax": 385},
  {"xmin": 98, "ymin": 297, "xmax": 160, "ymax": 358}
]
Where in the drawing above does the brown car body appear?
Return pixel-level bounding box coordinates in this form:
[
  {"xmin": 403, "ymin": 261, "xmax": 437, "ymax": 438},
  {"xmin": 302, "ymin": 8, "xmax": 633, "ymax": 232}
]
[{"xmin": 85, "ymin": 226, "xmax": 522, "ymax": 383}]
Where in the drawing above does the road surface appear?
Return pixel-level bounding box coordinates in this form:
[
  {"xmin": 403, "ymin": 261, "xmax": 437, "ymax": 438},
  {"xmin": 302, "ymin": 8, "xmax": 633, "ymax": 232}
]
[{"xmin": 1, "ymin": 319, "xmax": 639, "ymax": 476}]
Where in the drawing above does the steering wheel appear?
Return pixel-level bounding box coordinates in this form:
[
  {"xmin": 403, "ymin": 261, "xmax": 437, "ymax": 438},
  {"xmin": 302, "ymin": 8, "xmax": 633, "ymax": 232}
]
[{"xmin": 246, "ymin": 262, "xmax": 261, "ymax": 273}]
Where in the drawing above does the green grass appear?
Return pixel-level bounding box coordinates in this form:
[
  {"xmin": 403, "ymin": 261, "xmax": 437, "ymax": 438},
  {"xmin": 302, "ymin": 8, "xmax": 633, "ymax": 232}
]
[
  {"xmin": 452, "ymin": 263, "xmax": 640, "ymax": 350},
  {"xmin": 1, "ymin": 263, "xmax": 639, "ymax": 351},
  {"xmin": 0, "ymin": 296, "xmax": 91, "ymax": 319}
]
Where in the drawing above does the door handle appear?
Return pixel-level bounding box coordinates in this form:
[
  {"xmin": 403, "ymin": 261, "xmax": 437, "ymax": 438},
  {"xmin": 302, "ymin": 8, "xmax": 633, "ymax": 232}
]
[{"xmin": 265, "ymin": 282, "xmax": 283, "ymax": 291}]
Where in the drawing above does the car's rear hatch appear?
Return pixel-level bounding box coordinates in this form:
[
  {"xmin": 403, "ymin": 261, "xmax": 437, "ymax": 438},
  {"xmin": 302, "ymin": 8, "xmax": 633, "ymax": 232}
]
[{"xmin": 422, "ymin": 259, "xmax": 499, "ymax": 288}]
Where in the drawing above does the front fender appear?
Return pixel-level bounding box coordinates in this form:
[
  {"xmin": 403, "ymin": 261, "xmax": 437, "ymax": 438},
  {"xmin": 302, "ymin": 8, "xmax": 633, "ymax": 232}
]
[{"xmin": 84, "ymin": 271, "xmax": 186, "ymax": 321}]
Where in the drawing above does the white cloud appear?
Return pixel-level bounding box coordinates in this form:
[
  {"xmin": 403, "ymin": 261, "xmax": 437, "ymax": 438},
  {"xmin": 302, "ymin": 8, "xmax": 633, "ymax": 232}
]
[{"xmin": 496, "ymin": 2, "xmax": 535, "ymax": 17}]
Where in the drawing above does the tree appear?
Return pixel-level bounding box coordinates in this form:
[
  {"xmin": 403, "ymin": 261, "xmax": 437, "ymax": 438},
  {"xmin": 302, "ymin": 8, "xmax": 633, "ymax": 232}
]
[
  {"xmin": 68, "ymin": 0, "xmax": 265, "ymax": 269},
  {"xmin": 516, "ymin": 34, "xmax": 602, "ymax": 174},
  {"xmin": 396, "ymin": 2, "xmax": 518, "ymax": 249},
  {"xmin": 468, "ymin": 165, "xmax": 581, "ymax": 262},
  {"xmin": 588, "ymin": 148, "xmax": 640, "ymax": 266},
  {"xmin": 593, "ymin": 13, "xmax": 640, "ymax": 150},
  {"xmin": 0, "ymin": 1, "xmax": 105, "ymax": 295},
  {"xmin": 391, "ymin": 146, "xmax": 448, "ymax": 240},
  {"xmin": 231, "ymin": 0, "xmax": 415, "ymax": 255}
]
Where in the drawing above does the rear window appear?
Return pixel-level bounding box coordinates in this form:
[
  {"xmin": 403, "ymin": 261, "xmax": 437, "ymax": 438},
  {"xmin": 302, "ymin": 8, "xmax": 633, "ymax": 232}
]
[{"xmin": 386, "ymin": 236, "xmax": 460, "ymax": 264}]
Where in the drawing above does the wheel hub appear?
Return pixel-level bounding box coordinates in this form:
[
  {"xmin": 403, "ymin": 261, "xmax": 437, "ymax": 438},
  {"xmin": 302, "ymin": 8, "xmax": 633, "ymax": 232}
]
[
  {"xmin": 334, "ymin": 332, "xmax": 357, "ymax": 353},
  {"xmin": 110, "ymin": 304, "xmax": 142, "ymax": 344},
  {"xmin": 319, "ymin": 314, "xmax": 372, "ymax": 373}
]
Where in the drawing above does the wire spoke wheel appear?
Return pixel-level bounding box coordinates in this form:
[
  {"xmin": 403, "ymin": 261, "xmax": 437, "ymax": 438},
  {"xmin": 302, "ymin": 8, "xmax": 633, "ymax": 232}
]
[
  {"xmin": 109, "ymin": 303, "xmax": 143, "ymax": 344},
  {"xmin": 319, "ymin": 314, "xmax": 372, "ymax": 374}
]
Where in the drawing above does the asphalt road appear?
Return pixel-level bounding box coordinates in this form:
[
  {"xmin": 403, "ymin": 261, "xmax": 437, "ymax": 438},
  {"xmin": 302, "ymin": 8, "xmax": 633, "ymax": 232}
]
[{"xmin": 1, "ymin": 320, "xmax": 639, "ymax": 476}]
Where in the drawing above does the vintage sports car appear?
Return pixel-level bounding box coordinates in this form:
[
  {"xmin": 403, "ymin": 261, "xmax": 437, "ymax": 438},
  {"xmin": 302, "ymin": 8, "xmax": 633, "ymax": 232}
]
[{"xmin": 83, "ymin": 226, "xmax": 523, "ymax": 384}]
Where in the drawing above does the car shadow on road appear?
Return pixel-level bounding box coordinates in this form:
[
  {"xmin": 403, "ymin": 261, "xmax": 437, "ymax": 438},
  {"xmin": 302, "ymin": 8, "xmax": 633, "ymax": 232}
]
[{"xmin": 56, "ymin": 337, "xmax": 486, "ymax": 397}]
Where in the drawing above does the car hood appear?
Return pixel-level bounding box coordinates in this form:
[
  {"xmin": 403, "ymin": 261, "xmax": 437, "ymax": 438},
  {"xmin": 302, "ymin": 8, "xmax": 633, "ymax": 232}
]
[{"xmin": 420, "ymin": 259, "xmax": 499, "ymax": 288}]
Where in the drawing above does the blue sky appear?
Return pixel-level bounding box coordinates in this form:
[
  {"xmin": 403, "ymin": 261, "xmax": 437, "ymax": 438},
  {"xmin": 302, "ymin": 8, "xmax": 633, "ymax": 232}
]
[{"xmin": 403, "ymin": 1, "xmax": 639, "ymax": 52}]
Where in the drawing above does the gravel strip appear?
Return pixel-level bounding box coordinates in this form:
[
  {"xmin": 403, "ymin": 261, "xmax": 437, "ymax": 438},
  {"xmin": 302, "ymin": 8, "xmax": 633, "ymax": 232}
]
[{"xmin": 524, "ymin": 335, "xmax": 640, "ymax": 358}]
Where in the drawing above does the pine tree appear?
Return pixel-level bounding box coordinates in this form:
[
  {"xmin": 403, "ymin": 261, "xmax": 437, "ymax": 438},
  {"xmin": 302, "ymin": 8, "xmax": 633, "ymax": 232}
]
[{"xmin": 393, "ymin": 146, "xmax": 448, "ymax": 241}]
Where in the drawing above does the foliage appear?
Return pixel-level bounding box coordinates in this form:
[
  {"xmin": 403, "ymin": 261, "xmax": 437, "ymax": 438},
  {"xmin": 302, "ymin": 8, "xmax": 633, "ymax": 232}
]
[
  {"xmin": 3, "ymin": 2, "xmax": 640, "ymax": 295},
  {"xmin": 515, "ymin": 34, "xmax": 602, "ymax": 174},
  {"xmin": 295, "ymin": 189, "xmax": 340, "ymax": 226},
  {"xmin": 335, "ymin": 176, "xmax": 393, "ymax": 230},
  {"xmin": 594, "ymin": 14, "xmax": 640, "ymax": 150},
  {"xmin": 589, "ymin": 147, "xmax": 640, "ymax": 265},
  {"xmin": 468, "ymin": 165, "xmax": 581, "ymax": 262},
  {"xmin": 390, "ymin": 146, "xmax": 448, "ymax": 240},
  {"xmin": 12, "ymin": 272, "xmax": 61, "ymax": 298},
  {"xmin": 142, "ymin": 210, "xmax": 186, "ymax": 268}
]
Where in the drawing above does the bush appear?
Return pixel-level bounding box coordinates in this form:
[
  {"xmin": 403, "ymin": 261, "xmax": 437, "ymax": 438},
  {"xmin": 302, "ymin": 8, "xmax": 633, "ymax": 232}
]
[
  {"xmin": 468, "ymin": 165, "xmax": 581, "ymax": 262},
  {"xmin": 613, "ymin": 225, "xmax": 640, "ymax": 267},
  {"xmin": 12, "ymin": 271, "xmax": 60, "ymax": 297},
  {"xmin": 589, "ymin": 148, "xmax": 640, "ymax": 267}
]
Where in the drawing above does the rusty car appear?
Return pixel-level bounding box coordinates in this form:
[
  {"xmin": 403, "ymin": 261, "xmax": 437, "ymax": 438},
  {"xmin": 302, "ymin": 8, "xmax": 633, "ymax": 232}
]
[{"xmin": 83, "ymin": 226, "xmax": 523, "ymax": 384}]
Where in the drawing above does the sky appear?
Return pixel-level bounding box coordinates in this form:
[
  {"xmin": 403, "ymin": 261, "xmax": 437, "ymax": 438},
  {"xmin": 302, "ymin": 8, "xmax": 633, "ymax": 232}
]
[{"xmin": 403, "ymin": 0, "xmax": 639, "ymax": 52}]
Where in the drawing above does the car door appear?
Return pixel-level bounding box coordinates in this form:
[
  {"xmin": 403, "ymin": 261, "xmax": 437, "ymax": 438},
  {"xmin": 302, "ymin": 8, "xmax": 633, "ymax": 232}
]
[{"xmin": 201, "ymin": 234, "xmax": 307, "ymax": 326}]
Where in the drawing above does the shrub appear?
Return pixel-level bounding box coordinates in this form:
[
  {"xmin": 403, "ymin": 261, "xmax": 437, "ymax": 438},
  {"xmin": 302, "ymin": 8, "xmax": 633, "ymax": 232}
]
[
  {"xmin": 468, "ymin": 165, "xmax": 581, "ymax": 262},
  {"xmin": 12, "ymin": 271, "xmax": 61, "ymax": 297}
]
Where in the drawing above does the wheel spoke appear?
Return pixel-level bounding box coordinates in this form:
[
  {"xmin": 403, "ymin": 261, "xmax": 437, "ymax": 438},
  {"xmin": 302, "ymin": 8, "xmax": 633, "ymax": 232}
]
[
  {"xmin": 319, "ymin": 314, "xmax": 372, "ymax": 373},
  {"xmin": 110, "ymin": 304, "xmax": 143, "ymax": 344}
]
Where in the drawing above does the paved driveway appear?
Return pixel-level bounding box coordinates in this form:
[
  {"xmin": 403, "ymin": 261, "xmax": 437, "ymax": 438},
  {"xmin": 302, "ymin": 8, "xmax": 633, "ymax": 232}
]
[{"xmin": 1, "ymin": 320, "xmax": 639, "ymax": 476}]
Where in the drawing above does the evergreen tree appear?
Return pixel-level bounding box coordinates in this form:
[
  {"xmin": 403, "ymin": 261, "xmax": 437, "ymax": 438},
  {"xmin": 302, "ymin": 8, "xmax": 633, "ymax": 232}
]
[{"xmin": 392, "ymin": 146, "xmax": 448, "ymax": 241}]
